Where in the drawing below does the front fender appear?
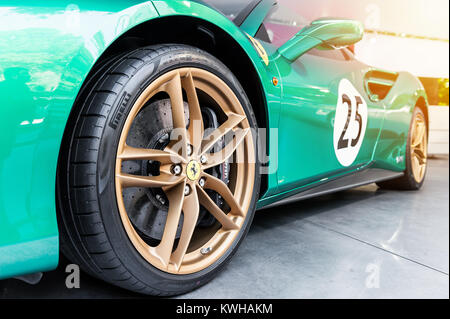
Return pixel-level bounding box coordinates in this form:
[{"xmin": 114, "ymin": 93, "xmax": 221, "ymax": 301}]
[{"xmin": 0, "ymin": 1, "xmax": 159, "ymax": 279}]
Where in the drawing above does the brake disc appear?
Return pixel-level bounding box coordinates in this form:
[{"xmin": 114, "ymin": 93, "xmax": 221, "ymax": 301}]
[{"xmin": 122, "ymin": 99, "xmax": 188, "ymax": 241}]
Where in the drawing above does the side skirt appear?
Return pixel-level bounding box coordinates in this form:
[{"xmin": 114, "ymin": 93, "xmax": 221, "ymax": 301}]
[{"xmin": 257, "ymin": 166, "xmax": 403, "ymax": 210}]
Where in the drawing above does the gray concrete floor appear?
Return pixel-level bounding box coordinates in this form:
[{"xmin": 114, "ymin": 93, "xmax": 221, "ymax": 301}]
[{"xmin": 1, "ymin": 157, "xmax": 448, "ymax": 299}]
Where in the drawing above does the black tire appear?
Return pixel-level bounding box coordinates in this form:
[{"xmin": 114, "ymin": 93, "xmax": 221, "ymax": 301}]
[
  {"xmin": 376, "ymin": 107, "xmax": 428, "ymax": 190},
  {"xmin": 57, "ymin": 44, "xmax": 261, "ymax": 296}
]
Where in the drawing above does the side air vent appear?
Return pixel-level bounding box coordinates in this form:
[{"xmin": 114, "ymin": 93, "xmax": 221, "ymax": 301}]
[{"xmin": 364, "ymin": 69, "xmax": 399, "ymax": 102}]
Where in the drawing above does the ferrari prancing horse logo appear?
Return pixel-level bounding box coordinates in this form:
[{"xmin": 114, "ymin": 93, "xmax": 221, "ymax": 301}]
[{"xmin": 186, "ymin": 160, "xmax": 201, "ymax": 181}]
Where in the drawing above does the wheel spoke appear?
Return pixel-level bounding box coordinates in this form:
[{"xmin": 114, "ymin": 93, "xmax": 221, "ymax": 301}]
[
  {"xmin": 202, "ymin": 173, "xmax": 244, "ymax": 216},
  {"xmin": 117, "ymin": 173, "xmax": 183, "ymax": 188},
  {"xmin": 203, "ymin": 128, "xmax": 250, "ymax": 169},
  {"xmin": 413, "ymin": 148, "xmax": 427, "ymax": 165},
  {"xmin": 412, "ymin": 121, "xmax": 426, "ymax": 148},
  {"xmin": 182, "ymin": 71, "xmax": 204, "ymax": 152},
  {"xmin": 150, "ymin": 182, "xmax": 186, "ymax": 267},
  {"xmin": 197, "ymin": 186, "xmax": 239, "ymax": 231},
  {"xmin": 118, "ymin": 144, "xmax": 185, "ymax": 164},
  {"xmin": 201, "ymin": 113, "xmax": 246, "ymax": 156},
  {"xmin": 419, "ymin": 161, "xmax": 426, "ymax": 178},
  {"xmin": 161, "ymin": 72, "xmax": 188, "ymax": 157},
  {"xmin": 170, "ymin": 185, "xmax": 200, "ymax": 270},
  {"xmin": 159, "ymin": 163, "xmax": 174, "ymax": 175}
]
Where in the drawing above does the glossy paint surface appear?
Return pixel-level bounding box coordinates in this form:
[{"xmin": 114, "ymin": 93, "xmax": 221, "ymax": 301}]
[
  {"xmin": 0, "ymin": 0, "xmax": 159, "ymax": 278},
  {"xmin": 255, "ymin": 32, "xmax": 426, "ymax": 206},
  {"xmin": 373, "ymin": 72, "xmax": 428, "ymax": 171},
  {"xmin": 0, "ymin": 0, "xmax": 426, "ymax": 278},
  {"xmin": 279, "ymin": 18, "xmax": 364, "ymax": 61}
]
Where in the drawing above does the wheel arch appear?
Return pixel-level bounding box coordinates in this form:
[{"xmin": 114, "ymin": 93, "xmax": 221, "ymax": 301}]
[
  {"xmin": 60, "ymin": 14, "xmax": 271, "ymax": 204},
  {"xmin": 84, "ymin": 15, "xmax": 269, "ymax": 132}
]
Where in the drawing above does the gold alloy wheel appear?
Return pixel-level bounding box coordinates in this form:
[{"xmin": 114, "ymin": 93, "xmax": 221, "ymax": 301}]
[
  {"xmin": 115, "ymin": 68, "xmax": 255, "ymax": 274},
  {"xmin": 410, "ymin": 111, "xmax": 428, "ymax": 183}
]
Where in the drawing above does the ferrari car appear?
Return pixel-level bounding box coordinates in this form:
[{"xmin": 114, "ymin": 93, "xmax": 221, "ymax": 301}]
[{"xmin": 0, "ymin": 0, "xmax": 428, "ymax": 296}]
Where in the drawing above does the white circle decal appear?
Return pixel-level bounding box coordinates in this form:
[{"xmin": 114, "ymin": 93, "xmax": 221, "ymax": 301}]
[{"xmin": 333, "ymin": 79, "xmax": 368, "ymax": 167}]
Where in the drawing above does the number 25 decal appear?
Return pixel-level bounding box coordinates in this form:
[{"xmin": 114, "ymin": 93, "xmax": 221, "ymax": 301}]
[
  {"xmin": 337, "ymin": 95, "xmax": 364, "ymax": 149},
  {"xmin": 333, "ymin": 79, "xmax": 368, "ymax": 167}
]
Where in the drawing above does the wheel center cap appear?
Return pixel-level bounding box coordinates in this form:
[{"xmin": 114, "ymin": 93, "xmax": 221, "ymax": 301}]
[{"xmin": 186, "ymin": 160, "xmax": 201, "ymax": 181}]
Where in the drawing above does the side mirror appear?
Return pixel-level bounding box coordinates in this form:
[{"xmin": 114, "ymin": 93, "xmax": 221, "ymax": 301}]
[{"xmin": 278, "ymin": 18, "xmax": 364, "ymax": 62}]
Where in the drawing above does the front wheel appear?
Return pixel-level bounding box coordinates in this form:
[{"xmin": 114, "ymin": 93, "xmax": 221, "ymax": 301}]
[{"xmin": 57, "ymin": 45, "xmax": 260, "ymax": 296}]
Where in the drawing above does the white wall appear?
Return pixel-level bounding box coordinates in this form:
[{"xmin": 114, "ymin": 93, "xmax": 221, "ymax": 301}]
[
  {"xmin": 429, "ymin": 107, "xmax": 449, "ymax": 155},
  {"xmin": 356, "ymin": 34, "xmax": 449, "ymax": 79}
]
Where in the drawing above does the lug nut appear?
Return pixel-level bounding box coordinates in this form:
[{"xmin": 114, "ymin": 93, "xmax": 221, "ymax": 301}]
[
  {"xmin": 200, "ymin": 155, "xmax": 207, "ymax": 164},
  {"xmin": 199, "ymin": 177, "xmax": 206, "ymax": 188},
  {"xmin": 187, "ymin": 144, "xmax": 193, "ymax": 157},
  {"xmin": 156, "ymin": 194, "xmax": 166, "ymax": 205},
  {"xmin": 184, "ymin": 185, "xmax": 191, "ymax": 196},
  {"xmin": 158, "ymin": 133, "xmax": 169, "ymax": 144},
  {"xmin": 200, "ymin": 247, "xmax": 212, "ymax": 255},
  {"xmin": 172, "ymin": 164, "xmax": 182, "ymax": 175}
]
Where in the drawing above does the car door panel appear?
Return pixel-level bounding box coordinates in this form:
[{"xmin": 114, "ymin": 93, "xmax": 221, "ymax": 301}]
[{"xmin": 275, "ymin": 52, "xmax": 384, "ymax": 193}]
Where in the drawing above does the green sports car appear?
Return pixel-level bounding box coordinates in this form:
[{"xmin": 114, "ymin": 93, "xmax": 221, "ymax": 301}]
[{"xmin": 0, "ymin": 0, "xmax": 429, "ymax": 295}]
